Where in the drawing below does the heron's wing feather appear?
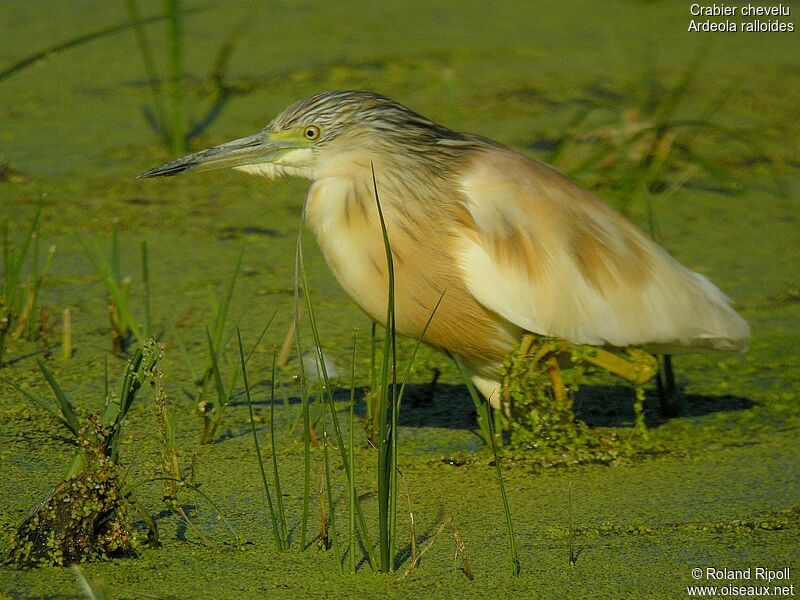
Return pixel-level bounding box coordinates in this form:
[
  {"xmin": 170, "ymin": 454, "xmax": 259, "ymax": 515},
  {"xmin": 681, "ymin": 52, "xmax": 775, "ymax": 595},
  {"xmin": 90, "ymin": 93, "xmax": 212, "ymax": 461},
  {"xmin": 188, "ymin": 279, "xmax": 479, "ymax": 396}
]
[{"xmin": 453, "ymin": 148, "xmax": 749, "ymax": 352}]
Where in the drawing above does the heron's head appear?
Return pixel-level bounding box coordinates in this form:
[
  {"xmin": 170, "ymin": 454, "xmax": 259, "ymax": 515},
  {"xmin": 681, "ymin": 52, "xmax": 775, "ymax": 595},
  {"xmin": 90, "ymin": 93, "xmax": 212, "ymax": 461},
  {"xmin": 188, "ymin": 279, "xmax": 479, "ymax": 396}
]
[{"xmin": 138, "ymin": 90, "xmax": 465, "ymax": 181}]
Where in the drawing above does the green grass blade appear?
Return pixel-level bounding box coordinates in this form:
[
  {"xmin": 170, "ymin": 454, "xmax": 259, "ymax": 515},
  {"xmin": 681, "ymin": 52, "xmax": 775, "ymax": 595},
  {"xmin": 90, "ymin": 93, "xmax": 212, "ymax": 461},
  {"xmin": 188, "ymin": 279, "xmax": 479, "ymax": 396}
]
[
  {"xmin": 37, "ymin": 358, "xmax": 81, "ymax": 437},
  {"xmin": 1, "ymin": 207, "xmax": 42, "ymax": 351},
  {"xmin": 290, "ymin": 232, "xmax": 312, "ymax": 551},
  {"xmin": 202, "ymin": 326, "xmax": 234, "ymax": 443},
  {"xmin": 111, "ymin": 222, "xmax": 122, "ymax": 283},
  {"xmin": 237, "ymin": 327, "xmax": 284, "ymax": 551},
  {"xmin": 205, "ymin": 326, "xmax": 228, "ymax": 404},
  {"xmin": 370, "ymin": 321, "xmax": 377, "ymax": 391},
  {"xmin": 26, "ymin": 234, "xmax": 56, "ymax": 341},
  {"xmin": 211, "ymin": 247, "xmax": 244, "ymax": 353},
  {"xmin": 130, "ymin": 476, "xmax": 241, "ymax": 543},
  {"xmin": 22, "ymin": 208, "xmax": 42, "ymax": 339},
  {"xmin": 458, "ymin": 365, "xmax": 520, "ymax": 576},
  {"xmin": 487, "ymin": 406, "xmax": 520, "ymax": 576},
  {"xmin": 2, "ymin": 375, "xmax": 75, "ymax": 436},
  {"xmin": 0, "ymin": 222, "xmax": 13, "ymax": 365},
  {"xmin": 123, "ymin": 0, "xmax": 171, "ymax": 143},
  {"xmin": 141, "ymin": 241, "xmax": 152, "ymax": 339},
  {"xmin": 454, "ymin": 357, "xmax": 492, "ymax": 446},
  {"xmin": 0, "ymin": 7, "xmax": 209, "ymax": 82},
  {"xmin": 348, "ymin": 329, "xmax": 357, "ymax": 574},
  {"xmin": 246, "ymin": 311, "xmax": 278, "ymax": 364},
  {"xmin": 2, "ymin": 221, "xmax": 11, "ymax": 295},
  {"xmin": 103, "ymin": 355, "xmax": 109, "ymax": 402},
  {"xmin": 623, "ymin": 44, "xmax": 714, "ymax": 214},
  {"xmin": 78, "ymin": 235, "xmax": 142, "ymax": 343},
  {"xmin": 1, "ymin": 207, "xmax": 44, "ymax": 359},
  {"xmin": 371, "ymin": 164, "xmax": 397, "ymax": 572},
  {"xmin": 205, "ymin": 314, "xmax": 276, "ymax": 443},
  {"xmin": 652, "ymin": 40, "xmax": 713, "ymax": 126},
  {"xmin": 125, "ymin": 345, "xmax": 151, "ymax": 411},
  {"xmin": 164, "ymin": 0, "xmax": 186, "ymax": 154},
  {"xmin": 546, "ymin": 106, "xmax": 594, "ymax": 168},
  {"xmin": 269, "ymin": 347, "xmax": 288, "ymax": 549},
  {"xmin": 71, "ymin": 565, "xmax": 108, "ymax": 600},
  {"xmin": 396, "ymin": 292, "xmax": 444, "ymax": 414},
  {"xmin": 320, "ymin": 380, "xmax": 342, "ymax": 573},
  {"xmin": 299, "ymin": 355, "xmax": 312, "ymax": 551},
  {"xmin": 11, "ymin": 206, "xmax": 41, "ymax": 282},
  {"xmin": 167, "ymin": 315, "xmax": 199, "ymax": 382},
  {"xmin": 108, "ymin": 346, "xmax": 146, "ymax": 460},
  {"xmin": 181, "ymin": 478, "xmax": 241, "ymax": 543}
]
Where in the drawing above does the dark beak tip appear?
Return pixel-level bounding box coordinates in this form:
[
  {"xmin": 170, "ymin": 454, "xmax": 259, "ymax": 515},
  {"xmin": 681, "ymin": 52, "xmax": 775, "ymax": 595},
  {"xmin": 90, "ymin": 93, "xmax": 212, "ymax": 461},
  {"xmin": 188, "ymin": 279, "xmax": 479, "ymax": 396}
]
[
  {"xmin": 136, "ymin": 162, "xmax": 194, "ymax": 179},
  {"xmin": 136, "ymin": 167, "xmax": 166, "ymax": 180}
]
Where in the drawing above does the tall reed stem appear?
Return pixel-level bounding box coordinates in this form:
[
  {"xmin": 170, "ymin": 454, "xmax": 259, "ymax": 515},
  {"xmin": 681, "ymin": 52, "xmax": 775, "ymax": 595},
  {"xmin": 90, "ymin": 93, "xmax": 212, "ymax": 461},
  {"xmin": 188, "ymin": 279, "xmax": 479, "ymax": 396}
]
[
  {"xmin": 237, "ymin": 328, "xmax": 285, "ymax": 551},
  {"xmin": 458, "ymin": 369, "xmax": 520, "ymax": 576},
  {"xmin": 163, "ymin": 0, "xmax": 185, "ymax": 154},
  {"xmin": 348, "ymin": 330, "xmax": 357, "ymax": 574},
  {"xmin": 269, "ymin": 348, "xmax": 288, "ymax": 549},
  {"xmin": 371, "ymin": 165, "xmax": 398, "ymax": 573}
]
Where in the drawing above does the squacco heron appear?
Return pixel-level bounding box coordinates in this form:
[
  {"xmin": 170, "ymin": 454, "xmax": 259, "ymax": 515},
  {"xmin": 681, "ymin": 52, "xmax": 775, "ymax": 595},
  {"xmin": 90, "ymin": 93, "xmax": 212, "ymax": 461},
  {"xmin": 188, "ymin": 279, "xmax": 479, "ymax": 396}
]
[{"xmin": 139, "ymin": 90, "xmax": 749, "ymax": 407}]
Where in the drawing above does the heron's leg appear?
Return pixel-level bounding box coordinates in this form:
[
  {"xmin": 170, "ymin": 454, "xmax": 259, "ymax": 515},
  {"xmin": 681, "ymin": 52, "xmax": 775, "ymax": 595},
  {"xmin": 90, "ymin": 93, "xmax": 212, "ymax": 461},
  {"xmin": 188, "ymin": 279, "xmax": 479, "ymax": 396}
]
[
  {"xmin": 576, "ymin": 346, "xmax": 658, "ymax": 385},
  {"xmin": 515, "ymin": 335, "xmax": 657, "ymax": 386},
  {"xmin": 546, "ymin": 354, "xmax": 568, "ymax": 405},
  {"xmin": 511, "ymin": 335, "xmax": 571, "ymax": 404},
  {"xmin": 656, "ymin": 354, "xmax": 679, "ymax": 418},
  {"xmin": 517, "ymin": 334, "xmax": 536, "ymax": 357},
  {"xmin": 506, "ymin": 336, "xmax": 656, "ymax": 409},
  {"xmin": 528, "ymin": 338, "xmax": 572, "ymax": 364},
  {"xmin": 503, "ymin": 335, "xmax": 540, "ymax": 406}
]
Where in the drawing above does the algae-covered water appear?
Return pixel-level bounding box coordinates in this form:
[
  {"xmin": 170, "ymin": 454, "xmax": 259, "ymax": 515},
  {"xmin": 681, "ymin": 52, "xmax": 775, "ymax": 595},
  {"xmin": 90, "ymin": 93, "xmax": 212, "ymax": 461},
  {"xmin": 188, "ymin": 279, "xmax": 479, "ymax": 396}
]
[{"xmin": 1, "ymin": 1, "xmax": 798, "ymax": 598}]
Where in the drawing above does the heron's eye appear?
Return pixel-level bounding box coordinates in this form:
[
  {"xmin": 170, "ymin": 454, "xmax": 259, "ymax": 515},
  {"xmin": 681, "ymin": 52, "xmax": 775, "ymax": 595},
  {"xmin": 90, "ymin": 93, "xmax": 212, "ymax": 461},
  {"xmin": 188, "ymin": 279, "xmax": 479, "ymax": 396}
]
[{"xmin": 303, "ymin": 125, "xmax": 321, "ymax": 141}]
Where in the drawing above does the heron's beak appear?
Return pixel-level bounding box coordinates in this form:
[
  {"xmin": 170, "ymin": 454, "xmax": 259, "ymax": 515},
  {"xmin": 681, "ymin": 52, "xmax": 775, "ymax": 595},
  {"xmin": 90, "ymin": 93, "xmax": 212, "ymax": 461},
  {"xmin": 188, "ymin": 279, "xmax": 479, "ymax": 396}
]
[{"xmin": 137, "ymin": 132, "xmax": 297, "ymax": 179}]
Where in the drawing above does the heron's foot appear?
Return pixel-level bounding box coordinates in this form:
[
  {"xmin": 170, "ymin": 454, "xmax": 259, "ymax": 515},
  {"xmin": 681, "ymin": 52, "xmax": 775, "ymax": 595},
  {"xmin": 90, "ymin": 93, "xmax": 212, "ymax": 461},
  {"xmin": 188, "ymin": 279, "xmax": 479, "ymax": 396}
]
[
  {"xmin": 572, "ymin": 345, "xmax": 659, "ymax": 386},
  {"xmin": 501, "ymin": 335, "xmax": 665, "ymax": 459},
  {"xmin": 508, "ymin": 336, "xmax": 574, "ymax": 408},
  {"xmin": 501, "ymin": 336, "xmax": 584, "ymax": 449},
  {"xmin": 501, "ymin": 335, "xmax": 659, "ymax": 444},
  {"xmin": 505, "ymin": 335, "xmax": 658, "ymax": 405}
]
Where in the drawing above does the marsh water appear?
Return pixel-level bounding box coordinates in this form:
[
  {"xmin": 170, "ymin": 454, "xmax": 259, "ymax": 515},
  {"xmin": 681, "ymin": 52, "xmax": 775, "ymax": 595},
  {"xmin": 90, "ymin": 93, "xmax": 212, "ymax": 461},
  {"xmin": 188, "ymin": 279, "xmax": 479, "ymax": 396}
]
[{"xmin": 1, "ymin": 1, "xmax": 798, "ymax": 598}]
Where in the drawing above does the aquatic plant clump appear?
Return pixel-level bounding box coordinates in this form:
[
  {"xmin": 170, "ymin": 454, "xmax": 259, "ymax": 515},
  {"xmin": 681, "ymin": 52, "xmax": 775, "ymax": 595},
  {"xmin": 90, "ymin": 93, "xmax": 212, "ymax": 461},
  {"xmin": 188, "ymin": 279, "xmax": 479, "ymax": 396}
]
[
  {"xmin": 3, "ymin": 418, "xmax": 134, "ymax": 567},
  {"xmin": 2, "ymin": 341, "xmax": 165, "ymax": 568},
  {"xmin": 502, "ymin": 338, "xmax": 588, "ymax": 449},
  {"xmin": 500, "ymin": 337, "xmax": 655, "ymax": 466}
]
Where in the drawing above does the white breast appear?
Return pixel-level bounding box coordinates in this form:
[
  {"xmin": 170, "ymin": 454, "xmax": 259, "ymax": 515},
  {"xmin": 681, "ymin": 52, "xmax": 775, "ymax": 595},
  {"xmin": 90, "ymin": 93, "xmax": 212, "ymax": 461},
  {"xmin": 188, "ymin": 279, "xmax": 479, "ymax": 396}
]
[{"xmin": 303, "ymin": 177, "xmax": 388, "ymax": 322}]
